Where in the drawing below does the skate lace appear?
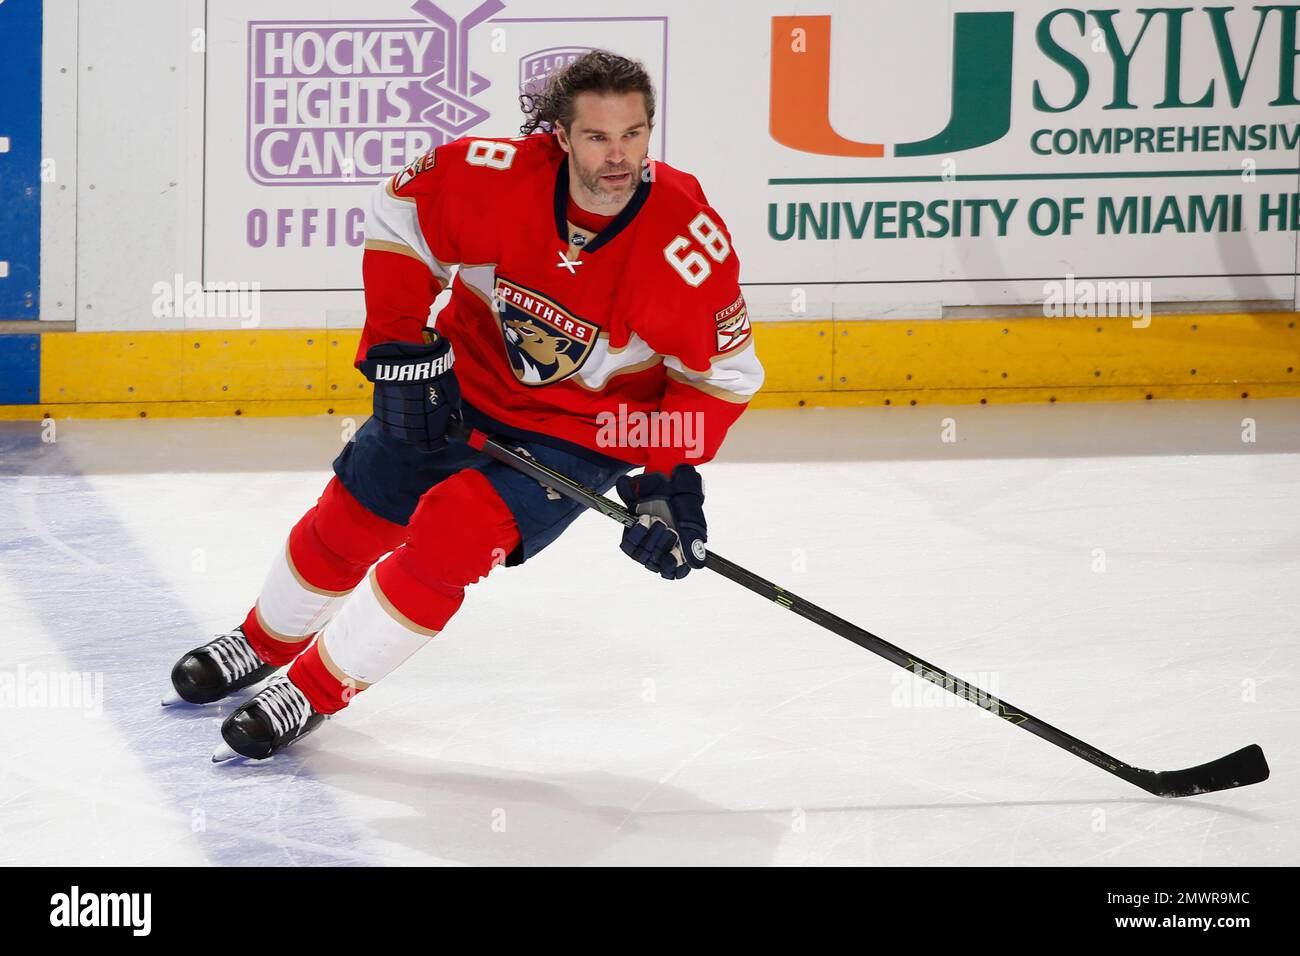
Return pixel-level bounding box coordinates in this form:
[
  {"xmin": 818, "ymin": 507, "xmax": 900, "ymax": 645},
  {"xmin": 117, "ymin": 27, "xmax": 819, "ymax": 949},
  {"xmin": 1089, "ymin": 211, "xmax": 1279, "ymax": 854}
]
[
  {"xmin": 256, "ymin": 676, "xmax": 314, "ymax": 739},
  {"xmin": 206, "ymin": 630, "xmax": 263, "ymax": 683}
]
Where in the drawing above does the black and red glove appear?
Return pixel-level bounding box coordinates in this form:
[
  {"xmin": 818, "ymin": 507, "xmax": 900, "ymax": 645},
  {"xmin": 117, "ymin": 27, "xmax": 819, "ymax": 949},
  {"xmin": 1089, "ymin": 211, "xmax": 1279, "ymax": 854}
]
[{"xmin": 357, "ymin": 332, "xmax": 460, "ymax": 452}]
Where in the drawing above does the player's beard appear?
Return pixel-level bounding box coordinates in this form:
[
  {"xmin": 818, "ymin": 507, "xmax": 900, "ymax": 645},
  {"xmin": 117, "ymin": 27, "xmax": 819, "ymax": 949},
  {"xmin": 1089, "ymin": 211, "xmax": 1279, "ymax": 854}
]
[{"xmin": 572, "ymin": 157, "xmax": 640, "ymax": 208}]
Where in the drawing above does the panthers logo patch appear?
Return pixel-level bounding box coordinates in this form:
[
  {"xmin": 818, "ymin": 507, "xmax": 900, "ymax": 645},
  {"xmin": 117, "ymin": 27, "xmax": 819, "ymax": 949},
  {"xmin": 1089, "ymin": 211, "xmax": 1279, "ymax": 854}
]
[
  {"xmin": 391, "ymin": 146, "xmax": 437, "ymax": 192},
  {"xmin": 714, "ymin": 293, "xmax": 752, "ymax": 353},
  {"xmin": 493, "ymin": 277, "xmax": 599, "ymax": 386}
]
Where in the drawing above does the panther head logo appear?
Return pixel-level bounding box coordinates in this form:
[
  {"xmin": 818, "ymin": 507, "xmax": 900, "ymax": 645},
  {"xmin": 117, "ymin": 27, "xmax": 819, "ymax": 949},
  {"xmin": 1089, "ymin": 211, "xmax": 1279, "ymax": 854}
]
[{"xmin": 494, "ymin": 278, "xmax": 598, "ymax": 386}]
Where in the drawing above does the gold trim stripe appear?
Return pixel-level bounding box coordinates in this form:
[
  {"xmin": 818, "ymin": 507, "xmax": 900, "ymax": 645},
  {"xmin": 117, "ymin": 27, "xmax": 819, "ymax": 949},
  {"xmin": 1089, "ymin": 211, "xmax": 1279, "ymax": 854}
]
[
  {"xmin": 665, "ymin": 366, "xmax": 754, "ymax": 404},
  {"xmin": 316, "ymin": 632, "xmax": 371, "ymax": 691},
  {"xmin": 285, "ymin": 540, "xmax": 353, "ymax": 598},
  {"xmin": 385, "ymin": 180, "xmax": 417, "ymax": 204},
  {"xmin": 712, "ymin": 338, "xmax": 756, "ymax": 364},
  {"xmin": 253, "ymin": 602, "xmax": 313, "ymax": 645},
  {"xmin": 573, "ymin": 354, "xmax": 664, "ymax": 391},
  {"xmin": 364, "ymin": 239, "xmax": 433, "ymax": 268},
  {"xmin": 370, "ymin": 570, "xmax": 440, "ymax": 638}
]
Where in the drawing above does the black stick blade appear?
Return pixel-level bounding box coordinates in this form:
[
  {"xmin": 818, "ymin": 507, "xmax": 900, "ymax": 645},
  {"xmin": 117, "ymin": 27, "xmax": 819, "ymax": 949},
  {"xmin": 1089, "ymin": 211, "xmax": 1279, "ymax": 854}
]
[{"xmin": 1125, "ymin": 744, "xmax": 1270, "ymax": 798}]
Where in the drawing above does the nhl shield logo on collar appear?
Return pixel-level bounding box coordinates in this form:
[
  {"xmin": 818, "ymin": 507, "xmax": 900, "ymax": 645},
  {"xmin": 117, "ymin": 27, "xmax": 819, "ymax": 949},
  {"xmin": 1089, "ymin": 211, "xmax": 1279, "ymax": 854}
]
[{"xmin": 493, "ymin": 276, "xmax": 598, "ymax": 386}]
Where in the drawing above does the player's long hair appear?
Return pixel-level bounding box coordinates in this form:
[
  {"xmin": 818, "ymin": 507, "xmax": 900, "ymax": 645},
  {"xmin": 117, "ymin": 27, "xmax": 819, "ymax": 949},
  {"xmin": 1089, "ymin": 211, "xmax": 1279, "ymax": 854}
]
[{"xmin": 519, "ymin": 50, "xmax": 656, "ymax": 136}]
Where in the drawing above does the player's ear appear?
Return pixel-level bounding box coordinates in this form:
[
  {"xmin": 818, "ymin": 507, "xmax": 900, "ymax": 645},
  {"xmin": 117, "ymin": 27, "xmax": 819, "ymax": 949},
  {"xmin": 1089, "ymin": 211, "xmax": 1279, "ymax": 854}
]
[{"xmin": 555, "ymin": 122, "xmax": 571, "ymax": 153}]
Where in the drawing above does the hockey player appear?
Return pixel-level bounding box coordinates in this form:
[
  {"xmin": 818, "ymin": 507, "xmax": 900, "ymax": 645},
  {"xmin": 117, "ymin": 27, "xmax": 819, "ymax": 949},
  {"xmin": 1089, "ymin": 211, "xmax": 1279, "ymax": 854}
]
[{"xmin": 163, "ymin": 51, "xmax": 764, "ymax": 760}]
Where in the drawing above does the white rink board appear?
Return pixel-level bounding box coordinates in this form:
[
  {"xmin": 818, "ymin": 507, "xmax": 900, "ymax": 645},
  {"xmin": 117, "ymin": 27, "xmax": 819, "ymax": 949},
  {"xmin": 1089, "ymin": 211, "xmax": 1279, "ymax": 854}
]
[{"xmin": 57, "ymin": 0, "xmax": 1300, "ymax": 329}]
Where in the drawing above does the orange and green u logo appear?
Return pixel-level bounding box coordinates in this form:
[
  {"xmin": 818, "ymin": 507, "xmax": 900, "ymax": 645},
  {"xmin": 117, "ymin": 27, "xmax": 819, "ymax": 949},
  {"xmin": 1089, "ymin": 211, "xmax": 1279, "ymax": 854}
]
[{"xmin": 770, "ymin": 12, "xmax": 1015, "ymax": 157}]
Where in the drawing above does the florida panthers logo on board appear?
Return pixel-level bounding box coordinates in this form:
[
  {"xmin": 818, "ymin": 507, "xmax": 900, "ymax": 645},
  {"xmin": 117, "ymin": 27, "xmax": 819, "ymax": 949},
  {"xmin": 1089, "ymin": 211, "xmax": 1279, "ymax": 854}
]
[
  {"xmin": 520, "ymin": 46, "xmax": 594, "ymax": 98},
  {"xmin": 493, "ymin": 277, "xmax": 599, "ymax": 386}
]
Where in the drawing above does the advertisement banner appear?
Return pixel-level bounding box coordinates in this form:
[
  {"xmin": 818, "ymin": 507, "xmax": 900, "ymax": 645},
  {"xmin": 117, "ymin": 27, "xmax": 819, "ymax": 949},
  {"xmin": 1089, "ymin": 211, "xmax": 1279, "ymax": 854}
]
[
  {"xmin": 195, "ymin": 0, "xmax": 1298, "ymax": 323},
  {"xmin": 204, "ymin": 0, "xmax": 667, "ymax": 291}
]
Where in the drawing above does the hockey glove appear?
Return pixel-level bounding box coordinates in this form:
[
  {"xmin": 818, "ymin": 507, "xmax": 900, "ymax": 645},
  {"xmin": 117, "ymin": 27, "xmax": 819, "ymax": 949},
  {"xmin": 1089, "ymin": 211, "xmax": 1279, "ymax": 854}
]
[
  {"xmin": 615, "ymin": 464, "xmax": 707, "ymax": 580},
  {"xmin": 357, "ymin": 333, "xmax": 461, "ymax": 452}
]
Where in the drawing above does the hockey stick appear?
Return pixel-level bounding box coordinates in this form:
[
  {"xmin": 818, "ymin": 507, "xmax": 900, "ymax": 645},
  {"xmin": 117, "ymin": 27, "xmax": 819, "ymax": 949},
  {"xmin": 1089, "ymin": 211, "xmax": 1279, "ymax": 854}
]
[{"xmin": 452, "ymin": 422, "xmax": 1270, "ymax": 798}]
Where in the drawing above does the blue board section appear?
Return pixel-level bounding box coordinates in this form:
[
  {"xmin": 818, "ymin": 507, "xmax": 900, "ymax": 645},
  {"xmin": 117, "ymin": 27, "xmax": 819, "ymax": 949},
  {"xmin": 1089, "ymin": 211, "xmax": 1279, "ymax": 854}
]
[
  {"xmin": 0, "ymin": 334, "xmax": 40, "ymax": 403},
  {"xmin": 0, "ymin": 0, "xmax": 43, "ymax": 319}
]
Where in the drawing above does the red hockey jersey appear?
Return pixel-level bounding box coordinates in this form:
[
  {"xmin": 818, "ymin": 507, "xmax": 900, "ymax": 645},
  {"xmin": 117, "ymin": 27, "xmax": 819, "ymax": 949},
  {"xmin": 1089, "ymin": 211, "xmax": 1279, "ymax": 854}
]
[{"xmin": 358, "ymin": 132, "xmax": 764, "ymax": 475}]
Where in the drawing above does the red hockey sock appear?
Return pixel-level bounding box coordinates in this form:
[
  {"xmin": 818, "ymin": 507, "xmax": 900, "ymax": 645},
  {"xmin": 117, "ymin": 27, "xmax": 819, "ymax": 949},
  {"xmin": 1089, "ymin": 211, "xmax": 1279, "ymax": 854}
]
[
  {"xmin": 287, "ymin": 642, "xmax": 354, "ymax": 715},
  {"xmin": 374, "ymin": 468, "xmax": 520, "ymax": 632},
  {"xmin": 240, "ymin": 607, "xmax": 308, "ymax": 666},
  {"xmin": 287, "ymin": 470, "xmax": 521, "ymax": 713},
  {"xmin": 294, "ymin": 477, "xmax": 408, "ymax": 590},
  {"xmin": 241, "ymin": 477, "xmax": 409, "ymax": 666}
]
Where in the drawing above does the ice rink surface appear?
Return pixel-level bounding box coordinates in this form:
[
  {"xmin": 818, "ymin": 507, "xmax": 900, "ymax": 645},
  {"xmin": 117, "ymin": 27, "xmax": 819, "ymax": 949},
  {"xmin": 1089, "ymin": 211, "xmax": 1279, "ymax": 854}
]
[{"xmin": 1, "ymin": 400, "xmax": 1297, "ymax": 866}]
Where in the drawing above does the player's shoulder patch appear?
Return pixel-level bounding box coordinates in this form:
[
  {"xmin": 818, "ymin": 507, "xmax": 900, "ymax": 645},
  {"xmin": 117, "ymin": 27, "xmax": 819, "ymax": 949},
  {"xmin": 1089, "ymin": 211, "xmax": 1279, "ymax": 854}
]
[
  {"xmin": 714, "ymin": 292, "xmax": 752, "ymax": 353},
  {"xmin": 391, "ymin": 145, "xmax": 438, "ymax": 193}
]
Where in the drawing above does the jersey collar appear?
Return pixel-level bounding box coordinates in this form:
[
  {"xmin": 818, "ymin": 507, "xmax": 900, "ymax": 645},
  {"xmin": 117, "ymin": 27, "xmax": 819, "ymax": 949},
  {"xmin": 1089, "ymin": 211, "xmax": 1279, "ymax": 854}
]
[{"xmin": 552, "ymin": 161, "xmax": 652, "ymax": 255}]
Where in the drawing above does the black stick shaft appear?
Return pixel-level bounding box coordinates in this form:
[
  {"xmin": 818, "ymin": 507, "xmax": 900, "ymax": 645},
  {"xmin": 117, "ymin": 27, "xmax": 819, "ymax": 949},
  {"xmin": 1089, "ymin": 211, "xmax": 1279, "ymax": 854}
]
[{"xmin": 456, "ymin": 423, "xmax": 1267, "ymax": 797}]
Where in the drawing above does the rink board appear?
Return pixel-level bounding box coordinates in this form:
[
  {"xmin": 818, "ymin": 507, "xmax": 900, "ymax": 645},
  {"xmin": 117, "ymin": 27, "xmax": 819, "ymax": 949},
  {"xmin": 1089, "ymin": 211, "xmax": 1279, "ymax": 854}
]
[{"xmin": 1, "ymin": 312, "xmax": 1297, "ymax": 420}]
